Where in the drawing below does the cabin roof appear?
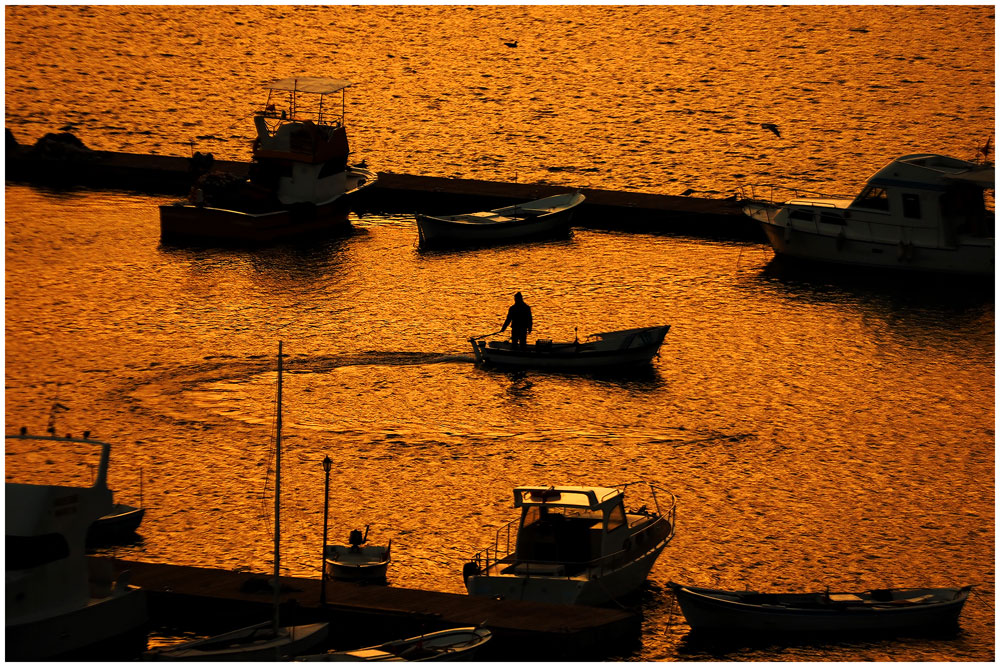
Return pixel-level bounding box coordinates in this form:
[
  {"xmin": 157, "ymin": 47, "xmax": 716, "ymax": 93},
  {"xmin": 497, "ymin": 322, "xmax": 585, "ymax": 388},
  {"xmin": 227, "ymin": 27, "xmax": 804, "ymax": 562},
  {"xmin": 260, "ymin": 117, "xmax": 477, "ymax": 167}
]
[
  {"xmin": 265, "ymin": 77, "xmax": 352, "ymax": 95},
  {"xmin": 877, "ymin": 154, "xmax": 995, "ymax": 189},
  {"xmin": 513, "ymin": 485, "xmax": 622, "ymax": 510}
]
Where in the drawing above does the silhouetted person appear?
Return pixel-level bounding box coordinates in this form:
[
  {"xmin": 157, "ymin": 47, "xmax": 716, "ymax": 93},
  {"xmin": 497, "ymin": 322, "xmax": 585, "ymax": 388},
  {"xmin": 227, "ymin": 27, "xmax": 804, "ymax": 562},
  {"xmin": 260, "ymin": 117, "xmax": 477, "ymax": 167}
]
[{"xmin": 501, "ymin": 292, "xmax": 533, "ymax": 350}]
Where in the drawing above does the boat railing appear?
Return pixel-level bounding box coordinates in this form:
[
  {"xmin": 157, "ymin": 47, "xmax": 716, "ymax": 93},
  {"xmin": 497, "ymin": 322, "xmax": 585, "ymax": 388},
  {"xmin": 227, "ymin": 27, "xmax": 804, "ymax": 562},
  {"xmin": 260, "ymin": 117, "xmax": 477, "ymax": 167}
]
[{"xmin": 736, "ymin": 183, "xmax": 852, "ymax": 205}]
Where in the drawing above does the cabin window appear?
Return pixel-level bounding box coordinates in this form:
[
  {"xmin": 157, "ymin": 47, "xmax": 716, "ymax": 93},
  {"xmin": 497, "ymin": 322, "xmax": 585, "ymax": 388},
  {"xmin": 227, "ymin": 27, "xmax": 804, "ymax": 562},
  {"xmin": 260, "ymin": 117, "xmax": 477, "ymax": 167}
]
[
  {"xmin": 853, "ymin": 186, "xmax": 890, "ymax": 211},
  {"xmin": 6, "ymin": 533, "xmax": 70, "ymax": 570},
  {"xmin": 902, "ymin": 193, "xmax": 921, "ymax": 219},
  {"xmin": 521, "ymin": 506, "xmax": 542, "ymax": 528},
  {"xmin": 606, "ymin": 504, "xmax": 626, "ymax": 532},
  {"xmin": 788, "ymin": 209, "xmax": 814, "ymax": 222},
  {"xmin": 820, "ymin": 213, "xmax": 845, "ymax": 225}
]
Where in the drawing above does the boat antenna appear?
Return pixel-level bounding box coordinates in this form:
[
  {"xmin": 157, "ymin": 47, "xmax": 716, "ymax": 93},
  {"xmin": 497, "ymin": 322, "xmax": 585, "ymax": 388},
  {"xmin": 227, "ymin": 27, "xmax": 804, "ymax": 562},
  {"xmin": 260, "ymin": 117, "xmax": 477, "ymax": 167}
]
[{"xmin": 273, "ymin": 340, "xmax": 283, "ymax": 637}]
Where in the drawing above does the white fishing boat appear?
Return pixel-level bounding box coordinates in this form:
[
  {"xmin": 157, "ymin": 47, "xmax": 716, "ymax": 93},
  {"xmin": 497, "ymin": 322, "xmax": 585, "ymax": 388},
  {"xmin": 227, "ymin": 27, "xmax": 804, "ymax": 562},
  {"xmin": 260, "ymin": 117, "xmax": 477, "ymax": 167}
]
[
  {"xmin": 416, "ymin": 192, "xmax": 584, "ymax": 246},
  {"xmin": 740, "ymin": 154, "xmax": 994, "ymax": 275},
  {"xmin": 463, "ymin": 482, "xmax": 676, "ymax": 606},
  {"xmin": 669, "ymin": 582, "xmax": 972, "ymax": 634},
  {"xmin": 5, "ymin": 431, "xmax": 148, "ymax": 661},
  {"xmin": 160, "ymin": 76, "xmax": 376, "ymax": 244},
  {"xmin": 145, "ymin": 343, "xmax": 329, "ymax": 660},
  {"xmin": 324, "ymin": 526, "xmax": 391, "ymax": 581},
  {"xmin": 298, "ymin": 626, "xmax": 492, "ymax": 661},
  {"xmin": 470, "ymin": 325, "xmax": 669, "ymax": 372}
]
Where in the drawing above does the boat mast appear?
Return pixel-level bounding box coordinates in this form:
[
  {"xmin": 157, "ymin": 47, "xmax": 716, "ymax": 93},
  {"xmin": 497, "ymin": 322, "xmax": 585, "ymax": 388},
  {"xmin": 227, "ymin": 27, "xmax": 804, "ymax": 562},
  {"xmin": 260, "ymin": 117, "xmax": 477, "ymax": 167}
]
[{"xmin": 273, "ymin": 340, "xmax": 283, "ymax": 635}]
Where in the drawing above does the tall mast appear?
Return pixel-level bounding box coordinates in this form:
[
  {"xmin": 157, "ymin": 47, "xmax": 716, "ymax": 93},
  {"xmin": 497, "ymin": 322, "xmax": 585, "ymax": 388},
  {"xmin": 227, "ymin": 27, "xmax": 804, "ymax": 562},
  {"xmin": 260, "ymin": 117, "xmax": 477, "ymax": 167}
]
[{"xmin": 273, "ymin": 340, "xmax": 283, "ymax": 634}]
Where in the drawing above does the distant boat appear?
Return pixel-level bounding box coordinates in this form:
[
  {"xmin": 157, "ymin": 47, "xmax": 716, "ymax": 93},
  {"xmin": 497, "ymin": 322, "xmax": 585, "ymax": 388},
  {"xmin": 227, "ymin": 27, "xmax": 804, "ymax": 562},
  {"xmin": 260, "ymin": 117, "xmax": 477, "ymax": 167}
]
[
  {"xmin": 159, "ymin": 76, "xmax": 376, "ymax": 245},
  {"xmin": 464, "ymin": 482, "xmax": 676, "ymax": 605},
  {"xmin": 470, "ymin": 325, "xmax": 669, "ymax": 372},
  {"xmin": 298, "ymin": 626, "xmax": 492, "ymax": 661},
  {"xmin": 669, "ymin": 582, "xmax": 972, "ymax": 633},
  {"xmin": 324, "ymin": 525, "xmax": 392, "ymax": 581},
  {"xmin": 416, "ymin": 192, "xmax": 584, "ymax": 247},
  {"xmin": 87, "ymin": 502, "xmax": 145, "ymax": 545},
  {"xmin": 144, "ymin": 343, "xmax": 328, "ymax": 660},
  {"xmin": 6, "ymin": 432, "xmax": 148, "ymax": 660},
  {"xmin": 740, "ymin": 154, "xmax": 994, "ymax": 276}
]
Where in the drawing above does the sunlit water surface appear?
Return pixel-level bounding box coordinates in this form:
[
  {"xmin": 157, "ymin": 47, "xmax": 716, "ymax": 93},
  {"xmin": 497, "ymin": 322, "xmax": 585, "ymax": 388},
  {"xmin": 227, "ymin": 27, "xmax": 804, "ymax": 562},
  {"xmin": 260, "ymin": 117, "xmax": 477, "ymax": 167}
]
[
  {"xmin": 4, "ymin": 4, "xmax": 995, "ymax": 662},
  {"xmin": 4, "ymin": 185, "xmax": 994, "ymax": 661}
]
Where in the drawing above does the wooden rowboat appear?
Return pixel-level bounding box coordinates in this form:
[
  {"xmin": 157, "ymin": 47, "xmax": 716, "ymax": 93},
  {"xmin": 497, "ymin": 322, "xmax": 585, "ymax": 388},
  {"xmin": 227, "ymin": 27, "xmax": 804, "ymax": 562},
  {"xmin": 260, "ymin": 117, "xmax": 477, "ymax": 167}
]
[
  {"xmin": 669, "ymin": 582, "xmax": 972, "ymax": 634},
  {"xmin": 416, "ymin": 192, "xmax": 584, "ymax": 246},
  {"xmin": 144, "ymin": 621, "xmax": 329, "ymax": 661},
  {"xmin": 298, "ymin": 626, "xmax": 492, "ymax": 661},
  {"xmin": 470, "ymin": 325, "xmax": 669, "ymax": 372}
]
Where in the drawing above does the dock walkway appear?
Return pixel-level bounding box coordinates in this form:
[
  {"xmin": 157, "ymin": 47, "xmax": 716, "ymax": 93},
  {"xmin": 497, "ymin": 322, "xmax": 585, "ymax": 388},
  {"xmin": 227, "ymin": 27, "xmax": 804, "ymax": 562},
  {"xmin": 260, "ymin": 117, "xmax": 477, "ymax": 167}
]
[
  {"xmin": 7, "ymin": 139, "xmax": 762, "ymax": 240},
  {"xmin": 111, "ymin": 557, "xmax": 641, "ymax": 660}
]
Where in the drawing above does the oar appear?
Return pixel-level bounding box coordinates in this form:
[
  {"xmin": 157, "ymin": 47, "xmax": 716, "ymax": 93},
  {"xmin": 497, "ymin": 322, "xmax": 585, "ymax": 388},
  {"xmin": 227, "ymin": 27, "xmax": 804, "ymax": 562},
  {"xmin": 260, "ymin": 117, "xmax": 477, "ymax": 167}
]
[{"xmin": 470, "ymin": 329, "xmax": 503, "ymax": 340}]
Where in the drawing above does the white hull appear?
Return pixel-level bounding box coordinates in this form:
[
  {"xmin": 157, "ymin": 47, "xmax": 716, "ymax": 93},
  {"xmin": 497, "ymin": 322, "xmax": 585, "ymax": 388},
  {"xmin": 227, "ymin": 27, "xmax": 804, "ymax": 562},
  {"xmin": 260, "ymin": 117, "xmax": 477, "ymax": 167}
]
[
  {"xmin": 755, "ymin": 213, "xmax": 994, "ymax": 276},
  {"xmin": 466, "ymin": 534, "xmax": 669, "ymax": 605}
]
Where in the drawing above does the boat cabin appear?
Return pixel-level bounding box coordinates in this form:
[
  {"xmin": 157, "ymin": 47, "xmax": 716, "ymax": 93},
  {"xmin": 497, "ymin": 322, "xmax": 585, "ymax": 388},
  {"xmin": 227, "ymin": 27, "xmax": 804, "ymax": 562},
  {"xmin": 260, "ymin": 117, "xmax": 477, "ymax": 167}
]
[
  {"xmin": 249, "ymin": 76, "xmax": 354, "ymax": 205},
  {"xmin": 786, "ymin": 154, "xmax": 994, "ymax": 246},
  {"xmin": 511, "ymin": 486, "xmax": 630, "ymax": 570}
]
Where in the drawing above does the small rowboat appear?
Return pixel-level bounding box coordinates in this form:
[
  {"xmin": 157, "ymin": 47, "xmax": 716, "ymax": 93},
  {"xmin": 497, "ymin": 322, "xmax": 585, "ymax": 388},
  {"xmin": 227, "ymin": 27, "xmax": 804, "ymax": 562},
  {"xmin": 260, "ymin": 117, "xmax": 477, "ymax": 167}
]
[
  {"xmin": 324, "ymin": 527, "xmax": 391, "ymax": 581},
  {"xmin": 416, "ymin": 192, "xmax": 584, "ymax": 246},
  {"xmin": 470, "ymin": 325, "xmax": 669, "ymax": 372},
  {"xmin": 145, "ymin": 621, "xmax": 329, "ymax": 661},
  {"xmin": 297, "ymin": 626, "xmax": 492, "ymax": 661},
  {"xmin": 669, "ymin": 582, "xmax": 972, "ymax": 634},
  {"xmin": 87, "ymin": 503, "xmax": 145, "ymax": 545}
]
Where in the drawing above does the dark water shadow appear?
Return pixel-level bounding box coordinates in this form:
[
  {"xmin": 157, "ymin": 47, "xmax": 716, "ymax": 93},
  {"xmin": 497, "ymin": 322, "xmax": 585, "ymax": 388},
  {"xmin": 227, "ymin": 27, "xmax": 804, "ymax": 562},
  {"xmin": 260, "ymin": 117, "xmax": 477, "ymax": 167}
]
[
  {"xmin": 674, "ymin": 624, "xmax": 965, "ymax": 659},
  {"xmin": 415, "ymin": 231, "xmax": 576, "ymax": 257}
]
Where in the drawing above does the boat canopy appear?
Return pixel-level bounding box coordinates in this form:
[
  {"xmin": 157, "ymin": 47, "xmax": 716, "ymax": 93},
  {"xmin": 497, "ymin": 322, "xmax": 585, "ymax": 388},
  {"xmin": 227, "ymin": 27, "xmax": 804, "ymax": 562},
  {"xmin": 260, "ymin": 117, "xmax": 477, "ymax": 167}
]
[
  {"xmin": 265, "ymin": 77, "xmax": 352, "ymax": 95},
  {"xmin": 513, "ymin": 485, "xmax": 622, "ymax": 511}
]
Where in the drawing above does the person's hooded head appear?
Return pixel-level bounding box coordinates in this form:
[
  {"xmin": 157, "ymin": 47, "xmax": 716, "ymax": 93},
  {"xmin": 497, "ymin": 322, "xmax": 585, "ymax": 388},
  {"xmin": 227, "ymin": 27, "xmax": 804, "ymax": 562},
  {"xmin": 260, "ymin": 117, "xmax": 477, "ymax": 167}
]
[{"xmin": 514, "ymin": 292, "xmax": 523, "ymax": 302}]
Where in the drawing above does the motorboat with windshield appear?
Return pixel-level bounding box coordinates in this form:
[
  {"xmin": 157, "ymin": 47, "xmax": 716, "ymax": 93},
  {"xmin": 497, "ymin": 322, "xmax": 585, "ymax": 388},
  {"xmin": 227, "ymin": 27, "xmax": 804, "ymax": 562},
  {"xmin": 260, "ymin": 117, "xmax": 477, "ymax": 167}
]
[
  {"xmin": 159, "ymin": 76, "xmax": 376, "ymax": 244},
  {"xmin": 740, "ymin": 154, "xmax": 993, "ymax": 275},
  {"xmin": 463, "ymin": 482, "xmax": 676, "ymax": 606}
]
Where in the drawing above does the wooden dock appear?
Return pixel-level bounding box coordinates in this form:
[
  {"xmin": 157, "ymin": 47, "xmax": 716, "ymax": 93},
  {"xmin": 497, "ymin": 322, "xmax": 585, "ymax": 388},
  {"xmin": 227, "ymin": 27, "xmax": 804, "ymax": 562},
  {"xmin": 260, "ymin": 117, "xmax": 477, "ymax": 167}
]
[{"xmin": 109, "ymin": 557, "xmax": 641, "ymax": 660}]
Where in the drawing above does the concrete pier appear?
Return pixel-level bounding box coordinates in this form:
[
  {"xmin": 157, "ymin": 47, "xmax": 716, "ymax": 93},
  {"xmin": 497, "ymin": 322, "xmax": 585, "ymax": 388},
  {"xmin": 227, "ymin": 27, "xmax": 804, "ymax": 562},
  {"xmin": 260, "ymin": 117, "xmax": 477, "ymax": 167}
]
[
  {"xmin": 111, "ymin": 557, "xmax": 642, "ymax": 660},
  {"xmin": 6, "ymin": 133, "xmax": 761, "ymax": 240}
]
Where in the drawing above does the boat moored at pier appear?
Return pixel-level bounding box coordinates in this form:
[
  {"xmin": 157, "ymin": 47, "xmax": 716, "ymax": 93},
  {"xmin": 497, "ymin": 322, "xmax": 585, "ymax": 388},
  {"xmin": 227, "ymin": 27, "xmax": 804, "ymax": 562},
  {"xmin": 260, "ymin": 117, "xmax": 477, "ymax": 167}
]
[
  {"xmin": 159, "ymin": 76, "xmax": 376, "ymax": 244},
  {"xmin": 740, "ymin": 154, "xmax": 994, "ymax": 276},
  {"xmin": 5, "ymin": 432, "xmax": 148, "ymax": 660},
  {"xmin": 416, "ymin": 192, "xmax": 584, "ymax": 247},
  {"xmin": 463, "ymin": 482, "xmax": 676, "ymax": 606},
  {"xmin": 669, "ymin": 582, "xmax": 972, "ymax": 634}
]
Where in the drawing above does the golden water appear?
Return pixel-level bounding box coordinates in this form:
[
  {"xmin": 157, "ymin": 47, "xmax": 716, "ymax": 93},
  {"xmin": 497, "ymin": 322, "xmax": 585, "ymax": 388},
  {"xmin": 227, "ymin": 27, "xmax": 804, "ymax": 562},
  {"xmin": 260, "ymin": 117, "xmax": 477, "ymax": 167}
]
[{"xmin": 4, "ymin": 5, "xmax": 995, "ymax": 661}]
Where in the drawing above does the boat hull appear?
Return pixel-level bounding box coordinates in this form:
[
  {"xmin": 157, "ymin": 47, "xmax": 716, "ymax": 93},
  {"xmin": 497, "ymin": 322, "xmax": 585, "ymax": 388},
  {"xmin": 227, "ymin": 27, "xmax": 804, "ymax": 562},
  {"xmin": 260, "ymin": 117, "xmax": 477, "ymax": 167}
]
[
  {"xmin": 5, "ymin": 586, "xmax": 148, "ymax": 661},
  {"xmin": 159, "ymin": 168, "xmax": 375, "ymax": 244},
  {"xmin": 324, "ymin": 546, "xmax": 390, "ymax": 581},
  {"xmin": 471, "ymin": 325, "xmax": 669, "ymax": 372},
  {"xmin": 298, "ymin": 626, "xmax": 491, "ymax": 661},
  {"xmin": 145, "ymin": 621, "xmax": 329, "ymax": 661},
  {"xmin": 745, "ymin": 200, "xmax": 995, "ymax": 277},
  {"xmin": 87, "ymin": 504, "xmax": 145, "ymax": 544},
  {"xmin": 671, "ymin": 584, "xmax": 972, "ymax": 634},
  {"xmin": 416, "ymin": 193, "xmax": 584, "ymax": 246}
]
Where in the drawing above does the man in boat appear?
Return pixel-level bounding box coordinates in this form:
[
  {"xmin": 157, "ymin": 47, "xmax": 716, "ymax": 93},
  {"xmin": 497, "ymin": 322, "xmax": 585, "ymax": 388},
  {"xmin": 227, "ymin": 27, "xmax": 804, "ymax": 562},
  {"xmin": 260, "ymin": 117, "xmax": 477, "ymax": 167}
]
[{"xmin": 500, "ymin": 292, "xmax": 533, "ymax": 350}]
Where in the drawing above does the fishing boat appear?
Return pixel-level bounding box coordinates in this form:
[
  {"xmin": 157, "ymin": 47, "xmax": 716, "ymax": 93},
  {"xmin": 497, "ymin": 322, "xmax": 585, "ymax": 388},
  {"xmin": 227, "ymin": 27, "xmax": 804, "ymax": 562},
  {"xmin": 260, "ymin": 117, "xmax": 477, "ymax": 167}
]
[
  {"xmin": 145, "ymin": 343, "xmax": 329, "ymax": 660},
  {"xmin": 159, "ymin": 76, "xmax": 376, "ymax": 244},
  {"xmin": 470, "ymin": 325, "xmax": 669, "ymax": 372},
  {"xmin": 5, "ymin": 431, "xmax": 148, "ymax": 660},
  {"xmin": 415, "ymin": 192, "xmax": 585, "ymax": 246},
  {"xmin": 298, "ymin": 626, "xmax": 492, "ymax": 661},
  {"xmin": 324, "ymin": 526, "xmax": 392, "ymax": 581},
  {"xmin": 463, "ymin": 482, "xmax": 676, "ymax": 606},
  {"xmin": 669, "ymin": 582, "xmax": 973, "ymax": 633},
  {"xmin": 740, "ymin": 154, "xmax": 994, "ymax": 275}
]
